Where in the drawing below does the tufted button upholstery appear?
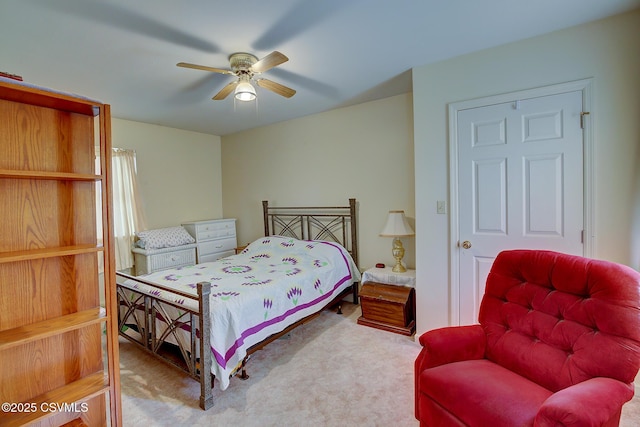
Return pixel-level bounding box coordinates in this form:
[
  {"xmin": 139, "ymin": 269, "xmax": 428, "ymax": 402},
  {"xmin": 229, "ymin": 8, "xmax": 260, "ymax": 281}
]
[
  {"xmin": 415, "ymin": 250, "xmax": 640, "ymax": 426},
  {"xmin": 480, "ymin": 250, "xmax": 640, "ymax": 392}
]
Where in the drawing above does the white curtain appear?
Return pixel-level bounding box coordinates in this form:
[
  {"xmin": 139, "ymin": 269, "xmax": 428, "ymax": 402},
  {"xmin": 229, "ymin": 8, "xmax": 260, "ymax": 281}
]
[{"xmin": 111, "ymin": 148, "xmax": 147, "ymax": 271}]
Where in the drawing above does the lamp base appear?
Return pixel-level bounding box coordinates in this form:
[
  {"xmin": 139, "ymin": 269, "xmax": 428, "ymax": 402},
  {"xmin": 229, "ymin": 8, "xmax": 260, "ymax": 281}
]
[
  {"xmin": 391, "ymin": 237, "xmax": 407, "ymax": 273},
  {"xmin": 392, "ymin": 262, "xmax": 407, "ymax": 273}
]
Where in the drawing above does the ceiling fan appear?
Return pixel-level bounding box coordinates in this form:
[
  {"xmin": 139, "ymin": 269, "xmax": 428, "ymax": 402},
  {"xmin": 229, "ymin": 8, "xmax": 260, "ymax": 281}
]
[{"xmin": 177, "ymin": 51, "xmax": 296, "ymax": 101}]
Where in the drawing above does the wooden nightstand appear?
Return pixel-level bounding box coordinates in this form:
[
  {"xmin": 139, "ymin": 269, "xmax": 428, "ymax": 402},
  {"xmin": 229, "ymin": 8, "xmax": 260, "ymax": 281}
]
[{"xmin": 357, "ymin": 267, "xmax": 416, "ymax": 336}]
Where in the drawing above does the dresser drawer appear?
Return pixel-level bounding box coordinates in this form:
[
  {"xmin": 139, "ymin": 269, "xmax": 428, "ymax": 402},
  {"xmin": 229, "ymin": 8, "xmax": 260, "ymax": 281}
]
[
  {"xmin": 199, "ymin": 237, "xmax": 237, "ymax": 256},
  {"xmin": 194, "ymin": 221, "xmax": 236, "ymax": 240},
  {"xmin": 181, "ymin": 219, "xmax": 237, "ymax": 263},
  {"xmin": 199, "ymin": 250, "xmax": 235, "ymax": 263}
]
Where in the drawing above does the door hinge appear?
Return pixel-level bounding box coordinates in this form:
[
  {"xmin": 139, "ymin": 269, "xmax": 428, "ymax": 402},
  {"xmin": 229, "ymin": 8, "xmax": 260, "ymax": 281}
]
[
  {"xmin": 580, "ymin": 112, "xmax": 590, "ymax": 129},
  {"xmin": 581, "ymin": 230, "xmax": 584, "ymax": 243}
]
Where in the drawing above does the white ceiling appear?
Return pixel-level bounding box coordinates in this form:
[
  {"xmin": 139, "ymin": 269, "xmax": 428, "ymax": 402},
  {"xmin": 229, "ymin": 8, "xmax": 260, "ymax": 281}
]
[{"xmin": 2, "ymin": 0, "xmax": 639, "ymax": 136}]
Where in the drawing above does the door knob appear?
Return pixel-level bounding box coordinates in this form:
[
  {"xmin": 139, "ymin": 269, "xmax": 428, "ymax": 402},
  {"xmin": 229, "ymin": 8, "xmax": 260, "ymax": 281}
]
[{"xmin": 462, "ymin": 240, "xmax": 472, "ymax": 249}]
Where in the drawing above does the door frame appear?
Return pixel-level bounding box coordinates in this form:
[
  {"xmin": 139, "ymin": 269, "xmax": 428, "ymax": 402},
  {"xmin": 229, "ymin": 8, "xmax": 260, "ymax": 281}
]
[{"xmin": 447, "ymin": 79, "xmax": 594, "ymax": 325}]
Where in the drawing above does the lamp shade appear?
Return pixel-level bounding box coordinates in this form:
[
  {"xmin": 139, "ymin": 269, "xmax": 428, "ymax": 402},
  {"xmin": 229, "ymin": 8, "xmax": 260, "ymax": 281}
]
[
  {"xmin": 380, "ymin": 210, "xmax": 415, "ymax": 237},
  {"xmin": 235, "ymin": 80, "xmax": 256, "ymax": 101}
]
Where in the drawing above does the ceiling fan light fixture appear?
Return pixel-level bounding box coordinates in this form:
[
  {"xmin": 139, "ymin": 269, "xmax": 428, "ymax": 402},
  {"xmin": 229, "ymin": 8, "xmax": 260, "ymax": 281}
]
[
  {"xmin": 234, "ymin": 80, "xmax": 256, "ymax": 101},
  {"xmin": 178, "ymin": 51, "xmax": 294, "ymax": 101}
]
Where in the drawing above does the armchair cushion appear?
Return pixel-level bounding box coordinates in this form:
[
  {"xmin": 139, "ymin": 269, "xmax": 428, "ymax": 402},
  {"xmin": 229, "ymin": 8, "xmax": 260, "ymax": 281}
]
[{"xmin": 418, "ymin": 359, "xmax": 552, "ymax": 427}]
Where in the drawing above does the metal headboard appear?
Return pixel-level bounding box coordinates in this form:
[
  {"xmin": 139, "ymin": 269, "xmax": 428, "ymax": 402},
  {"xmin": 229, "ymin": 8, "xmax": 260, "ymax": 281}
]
[{"xmin": 262, "ymin": 198, "xmax": 358, "ymax": 268}]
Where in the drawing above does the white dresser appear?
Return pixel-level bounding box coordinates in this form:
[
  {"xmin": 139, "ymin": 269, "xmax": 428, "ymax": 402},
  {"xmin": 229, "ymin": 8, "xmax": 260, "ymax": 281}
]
[{"xmin": 181, "ymin": 218, "xmax": 237, "ymax": 263}]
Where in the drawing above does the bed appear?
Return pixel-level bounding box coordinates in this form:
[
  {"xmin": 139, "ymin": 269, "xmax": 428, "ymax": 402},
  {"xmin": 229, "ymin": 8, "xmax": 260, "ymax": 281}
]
[{"xmin": 115, "ymin": 199, "xmax": 360, "ymax": 409}]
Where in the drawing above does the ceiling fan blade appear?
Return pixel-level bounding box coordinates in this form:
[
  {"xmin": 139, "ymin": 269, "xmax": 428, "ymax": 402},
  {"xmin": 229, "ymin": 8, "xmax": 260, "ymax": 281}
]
[
  {"xmin": 212, "ymin": 81, "xmax": 238, "ymax": 100},
  {"xmin": 251, "ymin": 51, "xmax": 289, "ymax": 73},
  {"xmin": 256, "ymin": 79, "xmax": 296, "ymax": 98},
  {"xmin": 177, "ymin": 62, "xmax": 234, "ymax": 75}
]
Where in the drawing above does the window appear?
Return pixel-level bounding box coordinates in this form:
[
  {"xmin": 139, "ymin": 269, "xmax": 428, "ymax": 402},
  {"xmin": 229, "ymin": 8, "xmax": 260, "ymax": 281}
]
[{"xmin": 111, "ymin": 148, "xmax": 147, "ymax": 270}]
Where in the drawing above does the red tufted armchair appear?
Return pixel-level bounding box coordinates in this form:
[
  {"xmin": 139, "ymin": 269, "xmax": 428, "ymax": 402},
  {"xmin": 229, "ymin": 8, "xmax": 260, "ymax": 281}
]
[{"xmin": 415, "ymin": 250, "xmax": 640, "ymax": 426}]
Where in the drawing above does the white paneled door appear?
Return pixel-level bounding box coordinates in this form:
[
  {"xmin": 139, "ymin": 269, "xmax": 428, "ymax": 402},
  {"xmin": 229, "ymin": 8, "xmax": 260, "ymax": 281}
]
[{"xmin": 456, "ymin": 89, "xmax": 585, "ymax": 325}]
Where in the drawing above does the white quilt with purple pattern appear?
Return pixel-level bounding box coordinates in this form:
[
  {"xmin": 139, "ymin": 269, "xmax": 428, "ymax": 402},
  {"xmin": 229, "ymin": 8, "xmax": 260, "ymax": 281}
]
[{"xmin": 121, "ymin": 236, "xmax": 360, "ymax": 390}]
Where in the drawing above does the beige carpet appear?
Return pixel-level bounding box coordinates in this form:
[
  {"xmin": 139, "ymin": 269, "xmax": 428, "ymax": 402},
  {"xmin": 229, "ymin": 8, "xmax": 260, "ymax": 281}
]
[{"xmin": 119, "ymin": 302, "xmax": 640, "ymax": 426}]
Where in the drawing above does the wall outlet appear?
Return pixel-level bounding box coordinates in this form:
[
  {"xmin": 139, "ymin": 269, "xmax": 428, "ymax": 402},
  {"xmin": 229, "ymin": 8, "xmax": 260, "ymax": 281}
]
[{"xmin": 437, "ymin": 200, "xmax": 446, "ymax": 214}]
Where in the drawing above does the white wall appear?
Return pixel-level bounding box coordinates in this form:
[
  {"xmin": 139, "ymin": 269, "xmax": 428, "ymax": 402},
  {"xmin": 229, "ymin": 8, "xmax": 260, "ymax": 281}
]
[
  {"xmin": 221, "ymin": 94, "xmax": 415, "ymax": 271},
  {"xmin": 413, "ymin": 10, "xmax": 640, "ymax": 336},
  {"xmin": 111, "ymin": 118, "xmax": 223, "ymax": 228}
]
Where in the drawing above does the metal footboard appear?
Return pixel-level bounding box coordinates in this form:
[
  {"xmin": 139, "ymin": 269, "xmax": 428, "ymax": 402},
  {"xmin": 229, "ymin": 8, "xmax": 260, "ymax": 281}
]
[{"xmin": 116, "ymin": 272, "xmax": 214, "ymax": 410}]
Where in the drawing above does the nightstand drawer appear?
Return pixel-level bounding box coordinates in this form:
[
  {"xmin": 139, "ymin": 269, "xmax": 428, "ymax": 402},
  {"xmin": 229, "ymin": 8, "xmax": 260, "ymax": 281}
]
[
  {"xmin": 360, "ymin": 296, "xmax": 407, "ymax": 327},
  {"xmin": 133, "ymin": 245, "xmax": 196, "ymax": 275}
]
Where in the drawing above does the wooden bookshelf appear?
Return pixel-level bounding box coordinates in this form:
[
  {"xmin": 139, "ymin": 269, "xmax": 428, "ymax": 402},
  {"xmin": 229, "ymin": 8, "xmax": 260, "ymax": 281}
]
[{"xmin": 0, "ymin": 79, "xmax": 121, "ymax": 426}]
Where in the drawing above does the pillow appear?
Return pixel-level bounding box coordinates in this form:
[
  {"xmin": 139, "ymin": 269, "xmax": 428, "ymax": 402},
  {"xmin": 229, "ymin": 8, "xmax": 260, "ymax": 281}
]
[{"xmin": 135, "ymin": 226, "xmax": 195, "ymax": 250}]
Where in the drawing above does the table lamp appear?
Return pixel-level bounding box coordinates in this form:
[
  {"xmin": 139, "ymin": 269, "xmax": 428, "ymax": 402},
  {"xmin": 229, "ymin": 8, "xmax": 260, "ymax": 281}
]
[{"xmin": 380, "ymin": 210, "xmax": 415, "ymax": 273}]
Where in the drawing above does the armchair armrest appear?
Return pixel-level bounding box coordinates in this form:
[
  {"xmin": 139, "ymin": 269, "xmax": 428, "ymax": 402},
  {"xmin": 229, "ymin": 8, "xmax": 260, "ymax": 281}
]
[
  {"xmin": 415, "ymin": 325, "xmax": 486, "ymax": 420},
  {"xmin": 417, "ymin": 325, "xmax": 486, "ymax": 369},
  {"xmin": 535, "ymin": 378, "xmax": 634, "ymax": 427}
]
